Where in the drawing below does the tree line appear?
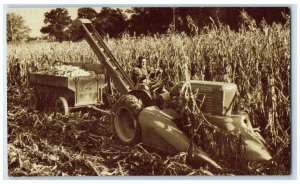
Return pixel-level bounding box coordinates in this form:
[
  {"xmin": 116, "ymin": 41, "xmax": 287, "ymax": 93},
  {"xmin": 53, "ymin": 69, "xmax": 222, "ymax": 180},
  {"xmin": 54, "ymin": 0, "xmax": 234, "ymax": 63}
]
[
  {"xmin": 7, "ymin": 12, "xmax": 31, "ymax": 44},
  {"xmin": 7, "ymin": 7, "xmax": 290, "ymax": 43}
]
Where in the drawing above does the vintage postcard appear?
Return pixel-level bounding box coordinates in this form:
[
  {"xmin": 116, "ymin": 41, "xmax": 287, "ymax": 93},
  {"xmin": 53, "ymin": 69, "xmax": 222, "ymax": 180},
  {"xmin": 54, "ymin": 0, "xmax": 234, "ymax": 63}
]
[{"xmin": 5, "ymin": 5, "xmax": 292, "ymax": 177}]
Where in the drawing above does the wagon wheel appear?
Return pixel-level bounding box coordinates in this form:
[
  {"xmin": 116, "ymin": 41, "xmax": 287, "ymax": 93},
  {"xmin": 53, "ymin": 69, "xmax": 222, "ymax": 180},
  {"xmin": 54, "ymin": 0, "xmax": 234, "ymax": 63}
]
[
  {"xmin": 29, "ymin": 94, "xmax": 38, "ymax": 110},
  {"xmin": 55, "ymin": 97, "xmax": 69, "ymax": 116},
  {"xmin": 112, "ymin": 94, "xmax": 143, "ymax": 145},
  {"xmin": 29, "ymin": 93, "xmax": 43, "ymax": 110}
]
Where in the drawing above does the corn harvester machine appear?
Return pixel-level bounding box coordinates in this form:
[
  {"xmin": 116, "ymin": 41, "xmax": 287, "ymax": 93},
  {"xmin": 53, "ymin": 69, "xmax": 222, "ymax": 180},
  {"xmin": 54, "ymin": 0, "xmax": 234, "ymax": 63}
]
[{"xmin": 29, "ymin": 19, "xmax": 272, "ymax": 169}]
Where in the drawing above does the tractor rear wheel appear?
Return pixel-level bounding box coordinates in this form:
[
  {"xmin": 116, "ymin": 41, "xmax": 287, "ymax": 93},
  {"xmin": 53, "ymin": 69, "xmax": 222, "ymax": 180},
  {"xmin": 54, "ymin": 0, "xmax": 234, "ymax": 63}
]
[{"xmin": 112, "ymin": 94, "xmax": 143, "ymax": 145}]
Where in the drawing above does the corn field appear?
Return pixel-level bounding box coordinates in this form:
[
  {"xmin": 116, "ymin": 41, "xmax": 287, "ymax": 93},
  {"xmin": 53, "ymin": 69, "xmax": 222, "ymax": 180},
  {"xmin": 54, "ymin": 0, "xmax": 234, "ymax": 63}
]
[{"xmin": 7, "ymin": 15, "xmax": 291, "ymax": 176}]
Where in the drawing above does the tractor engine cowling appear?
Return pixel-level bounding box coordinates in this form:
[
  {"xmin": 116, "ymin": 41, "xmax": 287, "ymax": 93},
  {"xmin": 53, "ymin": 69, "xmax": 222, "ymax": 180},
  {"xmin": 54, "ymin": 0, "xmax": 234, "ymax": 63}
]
[{"xmin": 170, "ymin": 80, "xmax": 237, "ymax": 116}]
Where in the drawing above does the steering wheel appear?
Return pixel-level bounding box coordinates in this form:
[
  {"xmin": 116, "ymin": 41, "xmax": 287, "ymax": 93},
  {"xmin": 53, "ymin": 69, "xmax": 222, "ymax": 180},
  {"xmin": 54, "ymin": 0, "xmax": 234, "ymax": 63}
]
[{"xmin": 150, "ymin": 76, "xmax": 170, "ymax": 97}]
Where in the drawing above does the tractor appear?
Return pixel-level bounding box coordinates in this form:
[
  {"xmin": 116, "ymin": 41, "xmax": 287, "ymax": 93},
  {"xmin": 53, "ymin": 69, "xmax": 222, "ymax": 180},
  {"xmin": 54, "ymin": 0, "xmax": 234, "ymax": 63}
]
[{"xmin": 62, "ymin": 19, "xmax": 273, "ymax": 169}]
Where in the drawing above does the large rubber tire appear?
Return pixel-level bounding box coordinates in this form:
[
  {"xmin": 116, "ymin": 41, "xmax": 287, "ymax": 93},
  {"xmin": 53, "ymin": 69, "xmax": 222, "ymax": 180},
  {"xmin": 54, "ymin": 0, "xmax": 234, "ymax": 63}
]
[{"xmin": 112, "ymin": 94, "xmax": 143, "ymax": 145}]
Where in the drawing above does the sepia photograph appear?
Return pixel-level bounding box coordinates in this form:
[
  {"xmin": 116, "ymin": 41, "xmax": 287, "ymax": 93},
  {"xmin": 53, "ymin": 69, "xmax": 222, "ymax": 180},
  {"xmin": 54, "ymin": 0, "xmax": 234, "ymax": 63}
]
[{"xmin": 5, "ymin": 5, "xmax": 292, "ymax": 177}]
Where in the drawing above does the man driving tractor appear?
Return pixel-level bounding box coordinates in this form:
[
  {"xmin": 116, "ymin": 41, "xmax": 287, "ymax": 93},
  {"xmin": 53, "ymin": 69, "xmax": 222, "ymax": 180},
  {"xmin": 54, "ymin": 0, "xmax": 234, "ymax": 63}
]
[
  {"xmin": 131, "ymin": 56, "xmax": 164, "ymax": 91},
  {"xmin": 131, "ymin": 56, "xmax": 149, "ymax": 90}
]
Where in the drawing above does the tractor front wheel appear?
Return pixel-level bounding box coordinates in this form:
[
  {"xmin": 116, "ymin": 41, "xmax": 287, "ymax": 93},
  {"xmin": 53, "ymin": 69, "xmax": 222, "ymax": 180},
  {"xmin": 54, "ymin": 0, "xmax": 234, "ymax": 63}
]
[{"xmin": 112, "ymin": 94, "xmax": 143, "ymax": 145}]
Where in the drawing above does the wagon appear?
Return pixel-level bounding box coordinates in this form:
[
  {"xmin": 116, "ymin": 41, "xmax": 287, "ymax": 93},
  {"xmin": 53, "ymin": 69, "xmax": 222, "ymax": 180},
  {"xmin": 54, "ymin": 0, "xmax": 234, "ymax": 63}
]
[{"xmin": 28, "ymin": 62, "xmax": 111, "ymax": 115}]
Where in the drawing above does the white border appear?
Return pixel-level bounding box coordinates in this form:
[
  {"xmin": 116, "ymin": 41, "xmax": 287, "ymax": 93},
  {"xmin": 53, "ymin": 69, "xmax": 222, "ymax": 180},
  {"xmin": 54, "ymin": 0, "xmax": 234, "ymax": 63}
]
[{"xmin": 1, "ymin": 1, "xmax": 299, "ymax": 184}]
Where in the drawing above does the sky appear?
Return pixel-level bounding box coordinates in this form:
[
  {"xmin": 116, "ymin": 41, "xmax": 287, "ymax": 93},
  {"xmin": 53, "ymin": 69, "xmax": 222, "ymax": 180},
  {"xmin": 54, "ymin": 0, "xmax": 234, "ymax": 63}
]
[{"xmin": 6, "ymin": 7, "xmax": 126, "ymax": 37}]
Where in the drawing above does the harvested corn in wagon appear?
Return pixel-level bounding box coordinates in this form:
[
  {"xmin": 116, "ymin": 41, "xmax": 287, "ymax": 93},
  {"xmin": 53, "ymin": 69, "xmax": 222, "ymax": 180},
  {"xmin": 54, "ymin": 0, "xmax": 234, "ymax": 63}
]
[{"xmin": 37, "ymin": 63, "xmax": 95, "ymax": 77}]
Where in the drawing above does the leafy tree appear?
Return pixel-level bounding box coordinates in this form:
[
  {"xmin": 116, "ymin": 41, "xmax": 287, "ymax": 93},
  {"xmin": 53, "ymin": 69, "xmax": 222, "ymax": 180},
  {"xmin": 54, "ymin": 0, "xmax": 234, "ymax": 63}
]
[
  {"xmin": 94, "ymin": 8, "xmax": 128, "ymax": 37},
  {"xmin": 128, "ymin": 8, "xmax": 173, "ymax": 35},
  {"xmin": 68, "ymin": 18, "xmax": 86, "ymax": 42},
  {"xmin": 77, "ymin": 7, "xmax": 98, "ymax": 21},
  {"xmin": 126, "ymin": 7, "xmax": 290, "ymax": 35},
  {"xmin": 243, "ymin": 7, "xmax": 290, "ymax": 26},
  {"xmin": 7, "ymin": 12, "xmax": 30, "ymax": 44},
  {"xmin": 40, "ymin": 8, "xmax": 72, "ymax": 42},
  {"xmin": 169, "ymin": 8, "xmax": 230, "ymax": 33},
  {"xmin": 68, "ymin": 8, "xmax": 100, "ymax": 41},
  {"xmin": 206, "ymin": 7, "xmax": 289, "ymax": 30}
]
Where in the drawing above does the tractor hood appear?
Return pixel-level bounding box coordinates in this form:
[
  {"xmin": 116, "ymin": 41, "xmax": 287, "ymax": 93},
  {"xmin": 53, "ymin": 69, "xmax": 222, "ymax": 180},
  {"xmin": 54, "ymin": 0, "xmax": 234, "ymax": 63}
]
[{"xmin": 138, "ymin": 106, "xmax": 271, "ymax": 168}]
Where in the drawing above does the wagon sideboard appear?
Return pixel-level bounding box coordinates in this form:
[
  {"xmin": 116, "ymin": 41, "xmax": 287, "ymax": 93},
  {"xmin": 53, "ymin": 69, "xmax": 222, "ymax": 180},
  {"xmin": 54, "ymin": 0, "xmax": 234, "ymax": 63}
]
[{"xmin": 29, "ymin": 73, "xmax": 107, "ymax": 107}]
